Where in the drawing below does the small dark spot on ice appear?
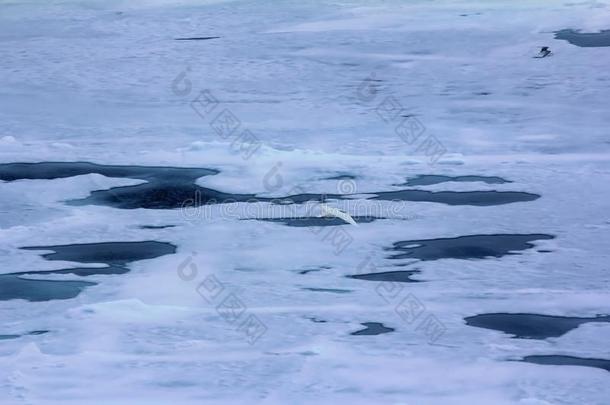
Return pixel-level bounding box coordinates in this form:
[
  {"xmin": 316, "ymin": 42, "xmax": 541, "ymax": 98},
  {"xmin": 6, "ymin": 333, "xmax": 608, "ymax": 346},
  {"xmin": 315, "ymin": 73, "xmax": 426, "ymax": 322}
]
[
  {"xmin": 324, "ymin": 174, "xmax": 357, "ymax": 180},
  {"xmin": 521, "ymin": 355, "xmax": 610, "ymax": 372},
  {"xmin": 174, "ymin": 36, "xmax": 220, "ymax": 41},
  {"xmin": 306, "ymin": 317, "xmax": 327, "ymax": 323},
  {"xmin": 0, "ymin": 330, "xmax": 49, "ymax": 340},
  {"xmin": 301, "ymin": 287, "xmax": 352, "ymax": 294},
  {"xmin": 351, "ymin": 322, "xmax": 395, "ymax": 336},
  {"xmin": 299, "ymin": 268, "xmax": 323, "ymax": 275},
  {"xmin": 348, "ymin": 270, "xmax": 420, "ymax": 283},
  {"xmin": 139, "ymin": 225, "xmax": 176, "ymax": 229}
]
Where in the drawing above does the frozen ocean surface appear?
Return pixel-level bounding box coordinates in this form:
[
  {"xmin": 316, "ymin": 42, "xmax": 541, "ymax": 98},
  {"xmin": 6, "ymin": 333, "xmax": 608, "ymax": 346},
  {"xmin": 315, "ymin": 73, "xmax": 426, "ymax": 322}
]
[{"xmin": 0, "ymin": 0, "xmax": 609, "ymax": 403}]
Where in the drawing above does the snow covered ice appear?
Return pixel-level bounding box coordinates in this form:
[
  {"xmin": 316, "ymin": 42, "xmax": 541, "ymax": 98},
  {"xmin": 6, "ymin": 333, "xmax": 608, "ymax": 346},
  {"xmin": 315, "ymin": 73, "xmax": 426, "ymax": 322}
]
[{"xmin": 1, "ymin": 0, "xmax": 609, "ymax": 403}]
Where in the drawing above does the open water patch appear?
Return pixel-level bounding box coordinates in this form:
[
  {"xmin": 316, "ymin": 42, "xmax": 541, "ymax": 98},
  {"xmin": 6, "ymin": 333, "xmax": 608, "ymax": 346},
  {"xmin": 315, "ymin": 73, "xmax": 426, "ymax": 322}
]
[
  {"xmin": 387, "ymin": 234, "xmax": 554, "ymax": 261},
  {"xmin": 554, "ymin": 29, "xmax": 610, "ymax": 47},
  {"xmin": 351, "ymin": 322, "xmax": 395, "ymax": 336}
]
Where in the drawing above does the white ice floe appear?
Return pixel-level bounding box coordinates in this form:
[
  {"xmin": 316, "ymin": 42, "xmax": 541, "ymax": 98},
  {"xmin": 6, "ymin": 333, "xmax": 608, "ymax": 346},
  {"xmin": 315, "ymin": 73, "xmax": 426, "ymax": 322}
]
[{"xmin": 1, "ymin": 0, "xmax": 610, "ymax": 403}]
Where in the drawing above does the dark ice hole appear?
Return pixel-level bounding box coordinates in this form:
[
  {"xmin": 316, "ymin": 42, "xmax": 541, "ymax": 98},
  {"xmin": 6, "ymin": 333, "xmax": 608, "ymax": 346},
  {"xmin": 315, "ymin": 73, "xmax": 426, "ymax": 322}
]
[
  {"xmin": 347, "ymin": 270, "xmax": 420, "ymax": 283},
  {"xmin": 387, "ymin": 234, "xmax": 554, "ymax": 261},
  {"xmin": 398, "ymin": 174, "xmax": 510, "ymax": 186},
  {"xmin": 298, "ymin": 266, "xmax": 331, "ymax": 275},
  {"xmin": 0, "ymin": 162, "xmax": 243, "ymax": 209},
  {"xmin": 301, "ymin": 287, "xmax": 352, "ymax": 294},
  {"xmin": 0, "ymin": 334, "xmax": 20, "ymax": 340},
  {"xmin": 0, "ymin": 162, "xmax": 217, "ymax": 182},
  {"xmin": 17, "ymin": 265, "xmax": 130, "ymax": 277},
  {"xmin": 28, "ymin": 330, "xmax": 48, "ymax": 335},
  {"xmin": 21, "ymin": 241, "xmax": 177, "ymax": 265},
  {"xmin": 0, "ymin": 275, "xmax": 95, "ymax": 302},
  {"xmin": 554, "ymin": 29, "xmax": 610, "ymax": 47},
  {"xmin": 0, "ymin": 162, "xmax": 539, "ymax": 209},
  {"xmin": 0, "ymin": 241, "xmax": 177, "ymax": 301},
  {"xmin": 369, "ymin": 190, "xmax": 539, "ymax": 206},
  {"xmin": 306, "ymin": 317, "xmax": 327, "ymax": 323},
  {"xmin": 174, "ymin": 36, "xmax": 220, "ymax": 41},
  {"xmin": 521, "ymin": 355, "xmax": 610, "ymax": 372},
  {"xmin": 0, "ymin": 330, "xmax": 48, "ymax": 341},
  {"xmin": 465, "ymin": 313, "xmax": 610, "ymax": 339},
  {"xmin": 351, "ymin": 322, "xmax": 395, "ymax": 336},
  {"xmin": 324, "ymin": 174, "xmax": 357, "ymax": 180},
  {"xmin": 69, "ymin": 183, "xmax": 258, "ymax": 209}
]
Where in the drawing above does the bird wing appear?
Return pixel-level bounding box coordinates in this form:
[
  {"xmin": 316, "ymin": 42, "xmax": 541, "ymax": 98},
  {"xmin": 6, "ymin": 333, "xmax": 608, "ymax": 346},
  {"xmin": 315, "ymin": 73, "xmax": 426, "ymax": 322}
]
[{"xmin": 319, "ymin": 204, "xmax": 358, "ymax": 226}]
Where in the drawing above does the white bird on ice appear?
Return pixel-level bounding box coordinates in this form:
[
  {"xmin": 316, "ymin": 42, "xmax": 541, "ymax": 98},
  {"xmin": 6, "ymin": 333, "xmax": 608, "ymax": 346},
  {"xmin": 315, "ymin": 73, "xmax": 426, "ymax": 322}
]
[{"xmin": 317, "ymin": 203, "xmax": 358, "ymax": 226}]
